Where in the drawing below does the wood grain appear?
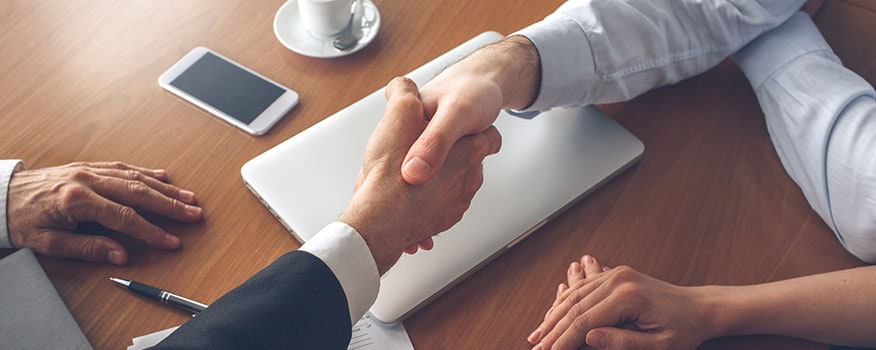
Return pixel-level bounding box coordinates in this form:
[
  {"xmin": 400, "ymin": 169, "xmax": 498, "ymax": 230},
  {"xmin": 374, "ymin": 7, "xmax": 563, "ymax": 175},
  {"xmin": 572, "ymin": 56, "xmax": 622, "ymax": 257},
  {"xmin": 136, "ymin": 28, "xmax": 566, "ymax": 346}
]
[{"xmin": 0, "ymin": 1, "xmax": 872, "ymax": 349}]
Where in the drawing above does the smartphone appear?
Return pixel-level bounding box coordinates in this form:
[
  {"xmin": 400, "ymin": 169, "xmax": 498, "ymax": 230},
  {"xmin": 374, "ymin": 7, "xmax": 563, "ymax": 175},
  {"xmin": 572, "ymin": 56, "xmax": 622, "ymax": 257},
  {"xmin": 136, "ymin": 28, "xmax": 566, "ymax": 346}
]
[{"xmin": 158, "ymin": 47, "xmax": 299, "ymax": 135}]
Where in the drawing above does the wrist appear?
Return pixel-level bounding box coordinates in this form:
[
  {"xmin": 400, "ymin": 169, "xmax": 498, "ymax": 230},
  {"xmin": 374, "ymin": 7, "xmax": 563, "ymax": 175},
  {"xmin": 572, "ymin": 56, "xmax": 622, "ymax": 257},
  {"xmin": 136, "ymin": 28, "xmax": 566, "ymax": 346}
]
[
  {"xmin": 694, "ymin": 285, "xmax": 749, "ymax": 340},
  {"xmin": 338, "ymin": 210, "xmax": 402, "ymax": 276},
  {"xmin": 459, "ymin": 35, "xmax": 541, "ymax": 110}
]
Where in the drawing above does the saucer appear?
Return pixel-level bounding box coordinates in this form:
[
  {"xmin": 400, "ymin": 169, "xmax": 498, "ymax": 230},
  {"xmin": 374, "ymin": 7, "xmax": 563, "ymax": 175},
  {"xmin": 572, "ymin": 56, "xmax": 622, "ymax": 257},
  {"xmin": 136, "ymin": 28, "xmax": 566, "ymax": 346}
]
[{"xmin": 274, "ymin": 0, "xmax": 381, "ymax": 58}]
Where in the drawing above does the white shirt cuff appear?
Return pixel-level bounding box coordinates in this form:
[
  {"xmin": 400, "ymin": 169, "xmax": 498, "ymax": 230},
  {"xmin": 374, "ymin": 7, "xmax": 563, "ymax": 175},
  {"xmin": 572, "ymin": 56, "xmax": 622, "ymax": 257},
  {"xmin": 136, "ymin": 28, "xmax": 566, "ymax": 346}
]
[
  {"xmin": 0, "ymin": 160, "xmax": 24, "ymax": 249},
  {"xmin": 299, "ymin": 222, "xmax": 379, "ymax": 325},
  {"xmin": 513, "ymin": 6, "xmax": 595, "ymax": 111}
]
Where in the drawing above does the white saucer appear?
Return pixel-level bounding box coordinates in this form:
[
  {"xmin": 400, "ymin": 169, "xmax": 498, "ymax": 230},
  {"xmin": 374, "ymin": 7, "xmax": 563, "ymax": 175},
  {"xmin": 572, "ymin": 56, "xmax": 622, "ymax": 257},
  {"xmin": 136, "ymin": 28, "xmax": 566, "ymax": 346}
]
[{"xmin": 274, "ymin": 0, "xmax": 381, "ymax": 58}]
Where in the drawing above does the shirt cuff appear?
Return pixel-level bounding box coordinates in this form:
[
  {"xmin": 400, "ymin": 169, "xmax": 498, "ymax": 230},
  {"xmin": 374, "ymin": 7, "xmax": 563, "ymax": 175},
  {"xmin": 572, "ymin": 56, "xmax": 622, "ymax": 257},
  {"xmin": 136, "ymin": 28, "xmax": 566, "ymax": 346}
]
[
  {"xmin": 513, "ymin": 7, "xmax": 595, "ymax": 112},
  {"xmin": 0, "ymin": 160, "xmax": 24, "ymax": 249},
  {"xmin": 299, "ymin": 222, "xmax": 379, "ymax": 325},
  {"xmin": 732, "ymin": 12, "xmax": 833, "ymax": 91}
]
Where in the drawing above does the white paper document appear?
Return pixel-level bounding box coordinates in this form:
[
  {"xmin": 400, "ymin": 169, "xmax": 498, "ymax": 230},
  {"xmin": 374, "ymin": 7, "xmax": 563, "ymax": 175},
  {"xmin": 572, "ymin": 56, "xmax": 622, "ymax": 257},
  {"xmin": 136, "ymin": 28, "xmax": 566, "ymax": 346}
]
[{"xmin": 128, "ymin": 313, "xmax": 413, "ymax": 350}]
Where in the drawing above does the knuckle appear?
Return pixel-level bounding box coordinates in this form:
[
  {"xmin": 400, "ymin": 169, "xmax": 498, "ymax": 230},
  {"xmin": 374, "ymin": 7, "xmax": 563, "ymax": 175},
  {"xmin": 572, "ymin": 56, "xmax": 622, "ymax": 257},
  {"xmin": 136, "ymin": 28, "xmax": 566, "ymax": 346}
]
[
  {"xmin": 77, "ymin": 243, "xmax": 103, "ymax": 262},
  {"xmin": 610, "ymin": 265, "xmax": 638, "ymax": 281},
  {"xmin": 117, "ymin": 206, "xmax": 139, "ymax": 226},
  {"xmin": 68, "ymin": 169, "xmax": 94, "ymax": 183},
  {"xmin": 58, "ymin": 185, "xmax": 89, "ymax": 206},
  {"xmin": 570, "ymin": 312, "xmax": 592, "ymax": 332},
  {"xmin": 110, "ymin": 161, "xmax": 128, "ymax": 169},
  {"xmin": 126, "ymin": 180, "xmax": 150, "ymax": 197},
  {"xmin": 125, "ymin": 169, "xmax": 144, "ymax": 181}
]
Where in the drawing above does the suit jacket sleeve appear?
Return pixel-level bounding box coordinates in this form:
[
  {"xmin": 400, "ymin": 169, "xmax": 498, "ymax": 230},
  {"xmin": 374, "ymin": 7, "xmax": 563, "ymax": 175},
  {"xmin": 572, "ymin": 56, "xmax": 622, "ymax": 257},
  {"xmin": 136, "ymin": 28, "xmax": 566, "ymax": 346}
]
[{"xmin": 153, "ymin": 250, "xmax": 352, "ymax": 349}]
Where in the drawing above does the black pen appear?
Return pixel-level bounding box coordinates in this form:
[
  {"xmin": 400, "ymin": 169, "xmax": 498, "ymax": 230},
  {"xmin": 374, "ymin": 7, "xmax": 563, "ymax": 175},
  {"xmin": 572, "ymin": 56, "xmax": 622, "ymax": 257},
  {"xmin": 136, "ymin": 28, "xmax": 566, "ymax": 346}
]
[{"xmin": 110, "ymin": 277, "xmax": 209, "ymax": 314}]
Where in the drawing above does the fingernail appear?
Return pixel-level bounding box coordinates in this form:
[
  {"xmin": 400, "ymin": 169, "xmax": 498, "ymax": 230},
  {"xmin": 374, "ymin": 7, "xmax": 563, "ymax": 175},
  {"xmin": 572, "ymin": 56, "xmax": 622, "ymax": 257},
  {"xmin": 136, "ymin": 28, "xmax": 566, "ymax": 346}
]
[
  {"xmin": 527, "ymin": 328, "xmax": 542, "ymax": 344},
  {"xmin": 532, "ymin": 343, "xmax": 544, "ymax": 350},
  {"xmin": 166, "ymin": 234, "xmax": 181, "ymax": 247},
  {"xmin": 108, "ymin": 250, "xmax": 124, "ymax": 265},
  {"xmin": 571, "ymin": 262, "xmax": 582, "ymax": 274},
  {"xmin": 185, "ymin": 205, "xmax": 202, "ymax": 216},
  {"xmin": 589, "ymin": 330, "xmax": 607, "ymax": 348},
  {"xmin": 154, "ymin": 169, "xmax": 167, "ymax": 178},
  {"xmin": 179, "ymin": 190, "xmax": 195, "ymax": 202},
  {"xmin": 584, "ymin": 255, "xmax": 595, "ymax": 265},
  {"xmin": 403, "ymin": 157, "xmax": 430, "ymax": 181}
]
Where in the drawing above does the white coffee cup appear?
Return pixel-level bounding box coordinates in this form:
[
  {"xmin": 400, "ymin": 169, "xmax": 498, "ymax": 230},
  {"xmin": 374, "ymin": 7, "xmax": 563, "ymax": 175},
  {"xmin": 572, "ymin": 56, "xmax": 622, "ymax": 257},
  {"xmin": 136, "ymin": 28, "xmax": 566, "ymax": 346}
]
[{"xmin": 298, "ymin": 0, "xmax": 357, "ymax": 37}]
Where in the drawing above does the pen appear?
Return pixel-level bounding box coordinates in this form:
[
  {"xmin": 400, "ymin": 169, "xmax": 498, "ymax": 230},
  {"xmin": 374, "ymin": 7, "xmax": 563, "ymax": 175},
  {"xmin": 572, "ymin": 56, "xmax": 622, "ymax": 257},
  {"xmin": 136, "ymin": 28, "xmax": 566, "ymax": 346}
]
[{"xmin": 110, "ymin": 277, "xmax": 209, "ymax": 314}]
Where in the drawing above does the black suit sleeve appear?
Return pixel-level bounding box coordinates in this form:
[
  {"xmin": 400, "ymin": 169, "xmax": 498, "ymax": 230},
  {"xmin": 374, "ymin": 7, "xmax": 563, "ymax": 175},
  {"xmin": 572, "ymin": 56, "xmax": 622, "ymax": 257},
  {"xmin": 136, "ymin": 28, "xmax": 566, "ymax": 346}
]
[{"xmin": 153, "ymin": 250, "xmax": 352, "ymax": 349}]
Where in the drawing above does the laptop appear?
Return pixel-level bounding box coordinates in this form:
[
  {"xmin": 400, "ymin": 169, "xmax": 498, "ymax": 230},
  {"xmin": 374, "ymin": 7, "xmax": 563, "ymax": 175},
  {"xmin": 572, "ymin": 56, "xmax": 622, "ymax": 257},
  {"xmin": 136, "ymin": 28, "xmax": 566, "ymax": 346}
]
[{"xmin": 241, "ymin": 31, "xmax": 644, "ymax": 324}]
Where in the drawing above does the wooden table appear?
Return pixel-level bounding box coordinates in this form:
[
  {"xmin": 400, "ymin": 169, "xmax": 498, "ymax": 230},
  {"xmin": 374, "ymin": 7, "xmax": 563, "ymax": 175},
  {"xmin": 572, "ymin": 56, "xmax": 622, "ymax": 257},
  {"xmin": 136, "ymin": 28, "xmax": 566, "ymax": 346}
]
[{"xmin": 1, "ymin": 0, "xmax": 873, "ymax": 349}]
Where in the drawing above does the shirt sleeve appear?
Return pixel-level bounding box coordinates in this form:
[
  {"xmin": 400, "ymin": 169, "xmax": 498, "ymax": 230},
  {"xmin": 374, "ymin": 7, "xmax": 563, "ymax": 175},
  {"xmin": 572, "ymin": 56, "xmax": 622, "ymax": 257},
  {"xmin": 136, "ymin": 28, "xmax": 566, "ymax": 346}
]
[
  {"xmin": 0, "ymin": 160, "xmax": 24, "ymax": 249},
  {"xmin": 732, "ymin": 13, "xmax": 876, "ymax": 263},
  {"xmin": 513, "ymin": 0, "xmax": 806, "ymax": 111},
  {"xmin": 299, "ymin": 222, "xmax": 380, "ymax": 325}
]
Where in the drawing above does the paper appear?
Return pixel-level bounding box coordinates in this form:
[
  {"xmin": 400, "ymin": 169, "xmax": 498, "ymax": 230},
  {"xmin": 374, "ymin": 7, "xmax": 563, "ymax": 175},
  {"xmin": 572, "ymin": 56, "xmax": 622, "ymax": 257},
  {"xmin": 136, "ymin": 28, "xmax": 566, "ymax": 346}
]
[
  {"xmin": 128, "ymin": 313, "xmax": 413, "ymax": 350},
  {"xmin": 348, "ymin": 313, "xmax": 414, "ymax": 350}
]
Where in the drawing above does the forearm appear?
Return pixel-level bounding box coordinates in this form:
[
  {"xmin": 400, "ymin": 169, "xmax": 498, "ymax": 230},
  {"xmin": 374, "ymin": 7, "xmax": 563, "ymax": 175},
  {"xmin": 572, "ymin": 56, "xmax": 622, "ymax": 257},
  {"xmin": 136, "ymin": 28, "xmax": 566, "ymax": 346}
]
[
  {"xmin": 733, "ymin": 13, "xmax": 876, "ymax": 262},
  {"xmin": 701, "ymin": 265, "xmax": 876, "ymax": 346}
]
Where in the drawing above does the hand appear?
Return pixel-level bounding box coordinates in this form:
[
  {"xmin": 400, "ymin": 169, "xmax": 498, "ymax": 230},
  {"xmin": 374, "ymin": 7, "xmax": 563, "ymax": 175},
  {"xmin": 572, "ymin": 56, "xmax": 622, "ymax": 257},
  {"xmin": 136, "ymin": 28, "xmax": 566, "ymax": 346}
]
[
  {"xmin": 401, "ymin": 36, "xmax": 539, "ymax": 185},
  {"xmin": 528, "ymin": 255, "xmax": 713, "ymax": 350},
  {"xmin": 340, "ymin": 77, "xmax": 502, "ymax": 275},
  {"xmin": 7, "ymin": 162, "xmax": 204, "ymax": 265}
]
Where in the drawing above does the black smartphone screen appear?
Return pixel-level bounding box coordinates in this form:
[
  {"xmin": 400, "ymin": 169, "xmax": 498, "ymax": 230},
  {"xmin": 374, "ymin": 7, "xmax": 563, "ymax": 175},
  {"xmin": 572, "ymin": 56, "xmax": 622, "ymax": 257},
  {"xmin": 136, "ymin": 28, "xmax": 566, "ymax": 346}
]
[{"xmin": 169, "ymin": 52, "xmax": 285, "ymax": 124}]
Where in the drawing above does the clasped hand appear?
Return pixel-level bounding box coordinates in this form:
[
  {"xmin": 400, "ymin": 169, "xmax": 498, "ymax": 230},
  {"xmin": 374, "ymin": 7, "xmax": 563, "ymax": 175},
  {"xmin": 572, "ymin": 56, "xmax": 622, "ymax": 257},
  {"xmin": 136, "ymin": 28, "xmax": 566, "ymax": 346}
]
[{"xmin": 528, "ymin": 256, "xmax": 712, "ymax": 350}]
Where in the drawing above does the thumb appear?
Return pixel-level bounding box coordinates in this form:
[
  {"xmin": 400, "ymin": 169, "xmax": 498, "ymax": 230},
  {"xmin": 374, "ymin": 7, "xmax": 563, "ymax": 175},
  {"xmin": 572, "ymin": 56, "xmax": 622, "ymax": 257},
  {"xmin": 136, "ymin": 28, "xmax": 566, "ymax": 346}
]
[
  {"xmin": 586, "ymin": 327, "xmax": 658, "ymax": 350},
  {"xmin": 401, "ymin": 107, "xmax": 469, "ymax": 185},
  {"xmin": 30, "ymin": 230, "xmax": 129, "ymax": 265}
]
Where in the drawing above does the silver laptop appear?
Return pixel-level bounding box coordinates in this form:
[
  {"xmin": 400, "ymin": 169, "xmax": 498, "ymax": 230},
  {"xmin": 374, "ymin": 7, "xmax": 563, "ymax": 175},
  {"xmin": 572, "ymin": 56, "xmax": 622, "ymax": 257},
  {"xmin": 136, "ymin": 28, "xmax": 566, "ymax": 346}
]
[{"xmin": 241, "ymin": 31, "xmax": 644, "ymax": 324}]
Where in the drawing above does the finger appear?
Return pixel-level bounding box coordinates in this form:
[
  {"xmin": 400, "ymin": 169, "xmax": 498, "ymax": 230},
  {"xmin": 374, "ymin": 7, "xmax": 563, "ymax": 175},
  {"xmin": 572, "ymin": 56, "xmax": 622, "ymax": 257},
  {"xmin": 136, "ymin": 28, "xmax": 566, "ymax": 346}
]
[
  {"xmin": 25, "ymin": 229, "xmax": 129, "ymax": 265},
  {"xmin": 404, "ymin": 243, "xmax": 419, "ymax": 255},
  {"xmin": 380, "ymin": 77, "xmax": 428, "ymax": 146},
  {"xmin": 540, "ymin": 289, "xmax": 628, "ymax": 350},
  {"xmin": 87, "ymin": 174, "xmax": 203, "ymax": 223},
  {"xmin": 70, "ymin": 161, "xmax": 168, "ymax": 181},
  {"xmin": 537, "ymin": 273, "xmax": 614, "ymax": 345},
  {"xmin": 91, "ymin": 168, "xmax": 198, "ymax": 204},
  {"xmin": 418, "ymin": 237, "xmax": 434, "ymax": 250},
  {"xmin": 585, "ymin": 327, "xmax": 657, "ymax": 350},
  {"xmin": 69, "ymin": 191, "xmax": 181, "ymax": 249},
  {"xmin": 568, "ymin": 261, "xmax": 585, "ymax": 286},
  {"xmin": 582, "ymin": 255, "xmax": 603, "ymax": 279},
  {"xmin": 531, "ymin": 282, "xmax": 570, "ymax": 345},
  {"xmin": 402, "ymin": 113, "xmax": 470, "ymax": 185}
]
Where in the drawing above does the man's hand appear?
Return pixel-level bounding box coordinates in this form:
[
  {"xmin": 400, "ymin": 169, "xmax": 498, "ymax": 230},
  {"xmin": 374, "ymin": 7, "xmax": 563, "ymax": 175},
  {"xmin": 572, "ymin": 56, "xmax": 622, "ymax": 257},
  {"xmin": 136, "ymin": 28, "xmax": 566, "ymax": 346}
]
[
  {"xmin": 340, "ymin": 77, "xmax": 502, "ymax": 275},
  {"xmin": 400, "ymin": 36, "xmax": 539, "ymax": 185},
  {"xmin": 528, "ymin": 255, "xmax": 713, "ymax": 350},
  {"xmin": 7, "ymin": 162, "xmax": 204, "ymax": 265}
]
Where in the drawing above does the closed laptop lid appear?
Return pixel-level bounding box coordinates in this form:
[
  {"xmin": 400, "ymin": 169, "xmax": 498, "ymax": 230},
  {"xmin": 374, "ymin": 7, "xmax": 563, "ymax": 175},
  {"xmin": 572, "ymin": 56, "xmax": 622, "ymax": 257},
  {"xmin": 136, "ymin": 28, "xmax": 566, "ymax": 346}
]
[{"xmin": 241, "ymin": 31, "xmax": 644, "ymax": 324}]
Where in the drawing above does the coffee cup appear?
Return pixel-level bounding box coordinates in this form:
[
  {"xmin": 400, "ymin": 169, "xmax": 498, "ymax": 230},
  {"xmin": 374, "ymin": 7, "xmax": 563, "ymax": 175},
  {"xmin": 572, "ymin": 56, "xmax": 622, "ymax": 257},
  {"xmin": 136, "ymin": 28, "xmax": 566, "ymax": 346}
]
[{"xmin": 298, "ymin": 0, "xmax": 358, "ymax": 37}]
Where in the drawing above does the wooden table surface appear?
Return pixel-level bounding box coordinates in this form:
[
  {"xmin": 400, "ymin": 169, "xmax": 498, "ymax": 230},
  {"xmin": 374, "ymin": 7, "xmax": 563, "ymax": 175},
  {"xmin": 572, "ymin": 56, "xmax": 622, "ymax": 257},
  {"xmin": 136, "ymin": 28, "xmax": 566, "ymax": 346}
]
[{"xmin": 1, "ymin": 0, "xmax": 874, "ymax": 349}]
